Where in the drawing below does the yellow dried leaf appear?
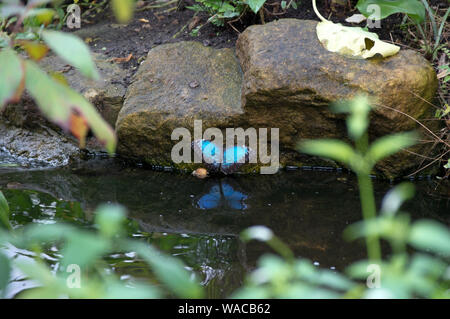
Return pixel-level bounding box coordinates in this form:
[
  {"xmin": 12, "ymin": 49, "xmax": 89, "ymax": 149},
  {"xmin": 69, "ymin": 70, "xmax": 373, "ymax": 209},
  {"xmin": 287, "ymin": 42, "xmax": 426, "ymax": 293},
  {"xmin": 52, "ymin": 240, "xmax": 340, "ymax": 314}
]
[
  {"xmin": 313, "ymin": 0, "xmax": 400, "ymax": 59},
  {"xmin": 49, "ymin": 72, "xmax": 69, "ymax": 87},
  {"xmin": 18, "ymin": 41, "xmax": 49, "ymax": 61}
]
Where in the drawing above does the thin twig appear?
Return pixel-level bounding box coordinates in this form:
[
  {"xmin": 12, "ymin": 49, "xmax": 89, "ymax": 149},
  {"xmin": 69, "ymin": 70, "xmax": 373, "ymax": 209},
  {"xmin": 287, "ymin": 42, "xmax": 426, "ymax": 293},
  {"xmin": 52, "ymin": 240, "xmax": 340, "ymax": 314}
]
[
  {"xmin": 375, "ymin": 103, "xmax": 449, "ymax": 148},
  {"xmin": 407, "ymin": 149, "xmax": 449, "ymax": 177},
  {"xmin": 404, "ymin": 149, "xmax": 438, "ymax": 160}
]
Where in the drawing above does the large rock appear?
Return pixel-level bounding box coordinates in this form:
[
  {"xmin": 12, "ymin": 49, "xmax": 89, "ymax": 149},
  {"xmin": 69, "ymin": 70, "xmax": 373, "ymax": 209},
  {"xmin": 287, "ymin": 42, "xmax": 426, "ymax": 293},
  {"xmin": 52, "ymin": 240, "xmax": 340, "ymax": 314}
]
[
  {"xmin": 116, "ymin": 20, "xmax": 438, "ymax": 177},
  {"xmin": 236, "ymin": 19, "xmax": 438, "ymax": 177},
  {"xmin": 0, "ymin": 52, "xmax": 128, "ymax": 167},
  {"xmin": 116, "ymin": 41, "xmax": 244, "ymax": 165}
]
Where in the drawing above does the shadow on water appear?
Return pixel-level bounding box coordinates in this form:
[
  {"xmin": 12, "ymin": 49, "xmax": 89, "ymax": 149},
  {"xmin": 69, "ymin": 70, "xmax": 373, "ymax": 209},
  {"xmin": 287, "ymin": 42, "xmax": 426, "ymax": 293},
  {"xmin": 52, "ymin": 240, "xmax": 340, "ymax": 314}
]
[{"xmin": 0, "ymin": 159, "xmax": 449, "ymax": 298}]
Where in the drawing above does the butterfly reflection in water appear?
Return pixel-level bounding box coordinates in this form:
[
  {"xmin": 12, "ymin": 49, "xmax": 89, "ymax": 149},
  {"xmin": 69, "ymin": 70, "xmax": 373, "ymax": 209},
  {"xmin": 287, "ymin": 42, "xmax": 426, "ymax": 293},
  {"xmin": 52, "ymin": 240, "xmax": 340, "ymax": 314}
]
[
  {"xmin": 192, "ymin": 139, "xmax": 255, "ymax": 175},
  {"xmin": 196, "ymin": 181, "xmax": 248, "ymax": 210}
]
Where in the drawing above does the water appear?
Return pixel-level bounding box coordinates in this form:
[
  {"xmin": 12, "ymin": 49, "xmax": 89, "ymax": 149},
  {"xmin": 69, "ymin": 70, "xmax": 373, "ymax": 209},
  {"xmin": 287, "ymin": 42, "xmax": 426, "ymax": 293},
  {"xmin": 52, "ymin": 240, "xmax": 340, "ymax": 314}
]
[{"xmin": 0, "ymin": 159, "xmax": 449, "ymax": 298}]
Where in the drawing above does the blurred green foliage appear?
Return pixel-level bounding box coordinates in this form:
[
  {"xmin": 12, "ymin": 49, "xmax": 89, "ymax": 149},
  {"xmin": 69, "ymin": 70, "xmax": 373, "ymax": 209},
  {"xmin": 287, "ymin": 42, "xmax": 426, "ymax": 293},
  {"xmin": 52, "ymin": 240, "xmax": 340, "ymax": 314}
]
[
  {"xmin": 0, "ymin": 198, "xmax": 203, "ymax": 298},
  {"xmin": 232, "ymin": 97, "xmax": 450, "ymax": 299},
  {"xmin": 0, "ymin": 0, "xmax": 449, "ymax": 300},
  {"xmin": 187, "ymin": 0, "xmax": 299, "ymax": 31},
  {"xmin": 0, "ymin": 0, "xmax": 137, "ymax": 152},
  {"xmin": 356, "ymin": 0, "xmax": 425, "ymax": 24}
]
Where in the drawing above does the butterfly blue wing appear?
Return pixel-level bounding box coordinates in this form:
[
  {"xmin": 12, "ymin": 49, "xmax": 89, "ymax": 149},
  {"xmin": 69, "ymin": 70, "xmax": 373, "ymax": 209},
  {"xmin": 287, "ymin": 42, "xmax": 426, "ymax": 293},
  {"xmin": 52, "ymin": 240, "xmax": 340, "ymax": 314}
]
[
  {"xmin": 221, "ymin": 145, "xmax": 250, "ymax": 174},
  {"xmin": 221, "ymin": 183, "xmax": 248, "ymax": 210},
  {"xmin": 196, "ymin": 184, "xmax": 221, "ymax": 210},
  {"xmin": 192, "ymin": 139, "xmax": 222, "ymax": 171}
]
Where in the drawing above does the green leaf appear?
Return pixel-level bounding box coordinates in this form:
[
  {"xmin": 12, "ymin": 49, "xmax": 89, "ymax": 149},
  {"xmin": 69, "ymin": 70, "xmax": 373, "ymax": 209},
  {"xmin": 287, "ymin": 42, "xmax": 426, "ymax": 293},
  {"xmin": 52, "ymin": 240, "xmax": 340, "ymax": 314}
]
[
  {"xmin": 380, "ymin": 183, "xmax": 415, "ymax": 216},
  {"xmin": 61, "ymin": 231, "xmax": 110, "ymax": 269},
  {"xmin": 14, "ymin": 259, "xmax": 62, "ymax": 299},
  {"xmin": 332, "ymin": 95, "xmax": 373, "ymax": 140},
  {"xmin": 241, "ymin": 226, "xmax": 294, "ymax": 260},
  {"xmin": 315, "ymin": 270, "xmax": 356, "ymax": 291},
  {"xmin": 127, "ymin": 241, "xmax": 204, "ymax": 298},
  {"xmin": 25, "ymin": 8, "xmax": 55, "ymax": 26},
  {"xmin": 241, "ymin": 226, "xmax": 274, "ymax": 242},
  {"xmin": 247, "ymin": 0, "xmax": 266, "ymax": 14},
  {"xmin": 232, "ymin": 286, "xmax": 271, "ymax": 299},
  {"xmin": 20, "ymin": 223, "xmax": 76, "ymax": 245},
  {"xmin": 346, "ymin": 260, "xmax": 374, "ymax": 279},
  {"xmin": 41, "ymin": 30, "xmax": 99, "ymax": 80},
  {"xmin": 0, "ymin": 252, "xmax": 11, "ymax": 296},
  {"xmin": 95, "ymin": 204, "xmax": 127, "ymax": 238},
  {"xmin": 444, "ymin": 160, "xmax": 450, "ymax": 169},
  {"xmin": 409, "ymin": 253, "xmax": 447, "ymax": 279},
  {"xmin": 298, "ymin": 139, "xmax": 356, "ymax": 166},
  {"xmin": 409, "ymin": 220, "xmax": 450, "ymax": 255},
  {"xmin": 0, "ymin": 191, "xmax": 12, "ymax": 230},
  {"xmin": 356, "ymin": 0, "xmax": 425, "ymax": 24},
  {"xmin": 0, "ymin": 48, "xmax": 24, "ymax": 109},
  {"xmin": 103, "ymin": 281, "xmax": 161, "ymax": 299},
  {"xmin": 366, "ymin": 132, "xmax": 418, "ymax": 163},
  {"xmin": 24, "ymin": 60, "xmax": 116, "ymax": 153},
  {"xmin": 111, "ymin": 0, "xmax": 135, "ymax": 23},
  {"xmin": 252, "ymin": 254, "xmax": 290, "ymax": 284},
  {"xmin": 344, "ymin": 215, "xmax": 410, "ymax": 244},
  {"xmin": 16, "ymin": 259, "xmax": 56, "ymax": 287}
]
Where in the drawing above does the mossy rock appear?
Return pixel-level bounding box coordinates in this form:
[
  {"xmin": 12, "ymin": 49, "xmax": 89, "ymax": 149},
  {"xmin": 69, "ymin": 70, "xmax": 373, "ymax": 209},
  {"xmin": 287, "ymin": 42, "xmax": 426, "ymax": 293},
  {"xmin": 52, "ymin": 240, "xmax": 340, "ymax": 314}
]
[
  {"xmin": 116, "ymin": 21, "xmax": 439, "ymax": 178},
  {"xmin": 236, "ymin": 19, "xmax": 438, "ymax": 178}
]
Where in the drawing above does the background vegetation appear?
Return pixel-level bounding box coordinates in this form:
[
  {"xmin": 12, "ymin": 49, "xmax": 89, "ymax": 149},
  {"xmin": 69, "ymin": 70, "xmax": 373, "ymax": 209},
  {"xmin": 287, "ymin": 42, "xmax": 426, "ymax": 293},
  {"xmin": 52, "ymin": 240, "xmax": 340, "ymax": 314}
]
[{"xmin": 0, "ymin": 0, "xmax": 448, "ymax": 298}]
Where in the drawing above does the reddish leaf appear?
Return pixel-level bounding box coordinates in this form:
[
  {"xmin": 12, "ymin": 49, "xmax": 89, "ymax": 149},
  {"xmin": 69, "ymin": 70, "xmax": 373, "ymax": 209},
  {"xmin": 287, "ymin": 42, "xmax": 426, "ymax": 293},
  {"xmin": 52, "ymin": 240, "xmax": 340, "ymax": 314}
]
[
  {"xmin": 24, "ymin": 60, "xmax": 116, "ymax": 153},
  {"xmin": 69, "ymin": 111, "xmax": 89, "ymax": 148}
]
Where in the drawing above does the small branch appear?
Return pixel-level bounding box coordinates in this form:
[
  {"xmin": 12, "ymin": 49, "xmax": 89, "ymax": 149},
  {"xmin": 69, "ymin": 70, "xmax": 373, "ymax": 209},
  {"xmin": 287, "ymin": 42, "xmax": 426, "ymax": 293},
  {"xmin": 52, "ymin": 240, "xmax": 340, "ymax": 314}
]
[
  {"xmin": 375, "ymin": 103, "xmax": 449, "ymax": 148},
  {"xmin": 259, "ymin": 8, "xmax": 265, "ymax": 24}
]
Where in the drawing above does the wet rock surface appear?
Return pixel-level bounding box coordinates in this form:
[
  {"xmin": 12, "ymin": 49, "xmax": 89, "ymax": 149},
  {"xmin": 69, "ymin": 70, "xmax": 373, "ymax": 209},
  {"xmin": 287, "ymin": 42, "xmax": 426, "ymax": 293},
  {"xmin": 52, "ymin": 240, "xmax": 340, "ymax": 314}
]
[
  {"xmin": 0, "ymin": 52, "xmax": 128, "ymax": 167},
  {"xmin": 116, "ymin": 41, "xmax": 244, "ymax": 164},
  {"xmin": 0, "ymin": 122, "xmax": 80, "ymax": 168},
  {"xmin": 116, "ymin": 19, "xmax": 438, "ymax": 178},
  {"xmin": 1, "ymin": 20, "xmax": 439, "ymax": 177},
  {"xmin": 236, "ymin": 19, "xmax": 438, "ymax": 177}
]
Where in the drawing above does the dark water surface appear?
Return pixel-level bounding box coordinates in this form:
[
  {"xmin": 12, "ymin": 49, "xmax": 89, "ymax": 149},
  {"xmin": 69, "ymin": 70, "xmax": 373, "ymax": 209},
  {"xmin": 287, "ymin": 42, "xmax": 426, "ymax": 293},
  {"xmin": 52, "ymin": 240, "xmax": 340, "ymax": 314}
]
[{"xmin": 0, "ymin": 159, "xmax": 449, "ymax": 298}]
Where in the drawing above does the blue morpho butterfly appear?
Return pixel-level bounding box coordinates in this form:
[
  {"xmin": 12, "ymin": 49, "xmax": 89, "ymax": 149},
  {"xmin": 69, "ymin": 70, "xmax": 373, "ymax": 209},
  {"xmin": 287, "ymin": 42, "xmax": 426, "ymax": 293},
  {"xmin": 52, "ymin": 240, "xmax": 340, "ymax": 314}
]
[
  {"xmin": 192, "ymin": 139, "xmax": 255, "ymax": 175},
  {"xmin": 196, "ymin": 181, "xmax": 248, "ymax": 210}
]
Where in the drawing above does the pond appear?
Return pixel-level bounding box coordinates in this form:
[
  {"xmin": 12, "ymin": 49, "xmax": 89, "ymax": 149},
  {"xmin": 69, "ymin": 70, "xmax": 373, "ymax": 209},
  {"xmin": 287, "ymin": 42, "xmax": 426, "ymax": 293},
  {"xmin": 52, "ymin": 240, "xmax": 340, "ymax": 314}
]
[{"xmin": 0, "ymin": 158, "xmax": 449, "ymax": 298}]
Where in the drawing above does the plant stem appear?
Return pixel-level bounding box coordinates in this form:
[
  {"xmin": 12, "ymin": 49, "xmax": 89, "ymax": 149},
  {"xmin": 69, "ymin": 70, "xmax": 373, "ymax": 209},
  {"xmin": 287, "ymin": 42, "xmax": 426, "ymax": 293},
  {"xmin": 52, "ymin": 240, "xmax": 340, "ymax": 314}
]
[
  {"xmin": 312, "ymin": 0, "xmax": 327, "ymax": 22},
  {"xmin": 259, "ymin": 8, "xmax": 265, "ymax": 24},
  {"xmin": 434, "ymin": 6, "xmax": 450, "ymax": 52},
  {"xmin": 355, "ymin": 132, "xmax": 381, "ymax": 262},
  {"xmin": 420, "ymin": 0, "xmax": 438, "ymax": 44},
  {"xmin": 357, "ymin": 173, "xmax": 381, "ymax": 262}
]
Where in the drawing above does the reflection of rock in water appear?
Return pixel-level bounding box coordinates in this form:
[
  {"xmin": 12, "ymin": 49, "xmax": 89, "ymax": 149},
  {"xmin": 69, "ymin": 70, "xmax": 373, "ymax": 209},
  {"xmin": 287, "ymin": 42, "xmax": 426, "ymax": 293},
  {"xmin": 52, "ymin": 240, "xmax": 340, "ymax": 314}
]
[{"xmin": 1, "ymin": 164, "xmax": 449, "ymax": 274}]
